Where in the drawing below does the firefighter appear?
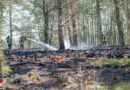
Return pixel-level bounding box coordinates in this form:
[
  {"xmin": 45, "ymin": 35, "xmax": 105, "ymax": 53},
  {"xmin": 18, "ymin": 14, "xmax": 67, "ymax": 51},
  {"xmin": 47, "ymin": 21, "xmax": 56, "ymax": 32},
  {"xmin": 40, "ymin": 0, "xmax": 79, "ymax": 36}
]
[
  {"xmin": 102, "ymin": 34, "xmax": 106, "ymax": 46},
  {"xmin": 20, "ymin": 36, "xmax": 26, "ymax": 50},
  {"xmin": 6, "ymin": 36, "xmax": 12, "ymax": 51}
]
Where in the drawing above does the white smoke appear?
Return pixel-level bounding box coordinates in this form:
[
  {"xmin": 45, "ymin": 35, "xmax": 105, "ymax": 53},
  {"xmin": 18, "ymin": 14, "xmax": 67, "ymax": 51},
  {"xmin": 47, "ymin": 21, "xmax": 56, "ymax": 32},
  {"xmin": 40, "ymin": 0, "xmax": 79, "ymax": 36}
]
[{"xmin": 27, "ymin": 38, "xmax": 58, "ymax": 51}]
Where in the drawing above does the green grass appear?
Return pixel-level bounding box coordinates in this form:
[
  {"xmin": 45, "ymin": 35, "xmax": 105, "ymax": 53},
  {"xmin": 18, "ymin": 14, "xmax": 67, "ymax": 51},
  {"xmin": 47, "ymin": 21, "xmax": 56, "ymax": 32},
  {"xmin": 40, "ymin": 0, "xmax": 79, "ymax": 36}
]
[
  {"xmin": 108, "ymin": 81, "xmax": 130, "ymax": 90},
  {"xmin": 0, "ymin": 50, "xmax": 11, "ymax": 74},
  {"xmin": 2, "ymin": 59, "xmax": 12, "ymax": 74},
  {"xmin": 90, "ymin": 58, "xmax": 130, "ymax": 66},
  {"xmin": 85, "ymin": 81, "xmax": 130, "ymax": 90}
]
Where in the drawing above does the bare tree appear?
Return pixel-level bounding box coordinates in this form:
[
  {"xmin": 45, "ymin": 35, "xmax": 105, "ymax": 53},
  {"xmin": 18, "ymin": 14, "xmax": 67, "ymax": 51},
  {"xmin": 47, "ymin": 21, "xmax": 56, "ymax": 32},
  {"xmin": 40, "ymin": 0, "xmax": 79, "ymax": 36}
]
[
  {"xmin": 9, "ymin": 0, "xmax": 13, "ymax": 46},
  {"xmin": 0, "ymin": 0, "xmax": 4, "ymax": 38},
  {"xmin": 57, "ymin": 0, "xmax": 65, "ymax": 50},
  {"xmin": 121, "ymin": 0, "xmax": 130, "ymax": 44},
  {"xmin": 42, "ymin": 0, "xmax": 49, "ymax": 44},
  {"xmin": 69, "ymin": 0, "xmax": 78, "ymax": 47},
  {"xmin": 96, "ymin": 0, "xmax": 102, "ymax": 45},
  {"xmin": 114, "ymin": 0, "xmax": 125, "ymax": 45}
]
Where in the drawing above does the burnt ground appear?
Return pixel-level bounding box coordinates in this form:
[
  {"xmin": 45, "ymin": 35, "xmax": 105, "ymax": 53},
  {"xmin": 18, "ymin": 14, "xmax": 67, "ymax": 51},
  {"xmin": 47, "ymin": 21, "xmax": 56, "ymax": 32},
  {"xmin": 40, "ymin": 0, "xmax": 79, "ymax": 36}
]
[{"xmin": 2, "ymin": 46, "xmax": 130, "ymax": 90}]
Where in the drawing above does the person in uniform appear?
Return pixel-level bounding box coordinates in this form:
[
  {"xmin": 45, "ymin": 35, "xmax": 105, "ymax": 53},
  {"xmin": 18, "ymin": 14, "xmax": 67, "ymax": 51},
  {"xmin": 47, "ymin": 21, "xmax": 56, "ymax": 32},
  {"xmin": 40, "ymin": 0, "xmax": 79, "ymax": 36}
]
[
  {"xmin": 20, "ymin": 36, "xmax": 26, "ymax": 50},
  {"xmin": 102, "ymin": 34, "xmax": 106, "ymax": 46},
  {"xmin": 6, "ymin": 36, "xmax": 12, "ymax": 51}
]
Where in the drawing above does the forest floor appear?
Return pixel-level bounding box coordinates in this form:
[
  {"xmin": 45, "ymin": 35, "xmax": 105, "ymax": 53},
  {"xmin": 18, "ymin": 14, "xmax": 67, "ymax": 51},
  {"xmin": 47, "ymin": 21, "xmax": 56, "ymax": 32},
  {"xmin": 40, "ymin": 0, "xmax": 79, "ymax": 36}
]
[{"xmin": 1, "ymin": 46, "xmax": 130, "ymax": 90}]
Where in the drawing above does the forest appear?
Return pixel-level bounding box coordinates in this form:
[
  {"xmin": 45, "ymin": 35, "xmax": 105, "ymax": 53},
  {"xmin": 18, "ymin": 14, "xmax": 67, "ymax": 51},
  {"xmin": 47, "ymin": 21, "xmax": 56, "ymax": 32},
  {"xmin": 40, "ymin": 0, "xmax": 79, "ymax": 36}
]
[{"xmin": 0, "ymin": 0, "xmax": 130, "ymax": 90}]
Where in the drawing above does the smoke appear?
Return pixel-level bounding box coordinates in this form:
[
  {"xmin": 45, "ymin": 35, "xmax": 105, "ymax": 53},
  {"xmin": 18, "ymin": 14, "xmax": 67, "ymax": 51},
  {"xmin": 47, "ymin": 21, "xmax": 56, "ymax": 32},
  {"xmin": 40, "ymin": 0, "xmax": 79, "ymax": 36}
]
[
  {"xmin": 70, "ymin": 43, "xmax": 93, "ymax": 50},
  {"xmin": 64, "ymin": 37, "xmax": 71, "ymax": 49},
  {"xmin": 64, "ymin": 38, "xmax": 93, "ymax": 50},
  {"xmin": 27, "ymin": 37, "xmax": 93, "ymax": 51},
  {"xmin": 27, "ymin": 38, "xmax": 58, "ymax": 51}
]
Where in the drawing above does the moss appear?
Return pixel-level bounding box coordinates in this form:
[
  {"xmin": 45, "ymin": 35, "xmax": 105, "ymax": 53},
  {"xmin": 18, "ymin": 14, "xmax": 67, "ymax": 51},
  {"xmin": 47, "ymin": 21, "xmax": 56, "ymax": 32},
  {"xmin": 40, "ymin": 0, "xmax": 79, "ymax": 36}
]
[
  {"xmin": 91, "ymin": 58, "xmax": 130, "ymax": 66},
  {"xmin": 50, "ymin": 88, "xmax": 59, "ymax": 90},
  {"xmin": 108, "ymin": 81, "xmax": 130, "ymax": 90},
  {"xmin": 0, "ymin": 39, "xmax": 6, "ymax": 47},
  {"xmin": 84, "ymin": 81, "xmax": 130, "ymax": 90},
  {"xmin": 0, "ymin": 50, "xmax": 11, "ymax": 74},
  {"xmin": 6, "ymin": 86, "xmax": 17, "ymax": 90},
  {"xmin": 85, "ymin": 84, "xmax": 105, "ymax": 90}
]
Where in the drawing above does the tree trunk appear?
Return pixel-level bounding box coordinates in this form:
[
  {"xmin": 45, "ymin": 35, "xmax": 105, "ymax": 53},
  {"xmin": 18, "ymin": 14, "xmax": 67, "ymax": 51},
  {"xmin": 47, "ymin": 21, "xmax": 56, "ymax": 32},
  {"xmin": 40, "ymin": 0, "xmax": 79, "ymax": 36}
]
[
  {"xmin": 109, "ymin": 14, "xmax": 113, "ymax": 45},
  {"xmin": 0, "ymin": 50, "xmax": 1, "ymax": 75},
  {"xmin": 114, "ymin": 0, "xmax": 125, "ymax": 46},
  {"xmin": 72, "ymin": 19, "xmax": 78, "ymax": 46},
  {"xmin": 49, "ymin": 24, "xmax": 53, "ymax": 45},
  {"xmin": 96, "ymin": 0, "xmax": 102, "ymax": 45},
  {"xmin": 44, "ymin": 13, "xmax": 49, "ymax": 44},
  {"xmin": 57, "ymin": 0, "xmax": 65, "ymax": 50},
  {"xmin": 83, "ymin": 17, "xmax": 87, "ymax": 43},
  {"xmin": 70, "ymin": 0, "xmax": 78, "ymax": 47},
  {"xmin": 67, "ymin": 26, "xmax": 73, "ymax": 46},
  {"xmin": 0, "ymin": 0, "xmax": 3, "ymax": 38},
  {"xmin": 43, "ymin": 0, "xmax": 49, "ymax": 44},
  {"xmin": 121, "ymin": 0, "xmax": 130, "ymax": 44},
  {"xmin": 9, "ymin": 0, "xmax": 13, "ymax": 46}
]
